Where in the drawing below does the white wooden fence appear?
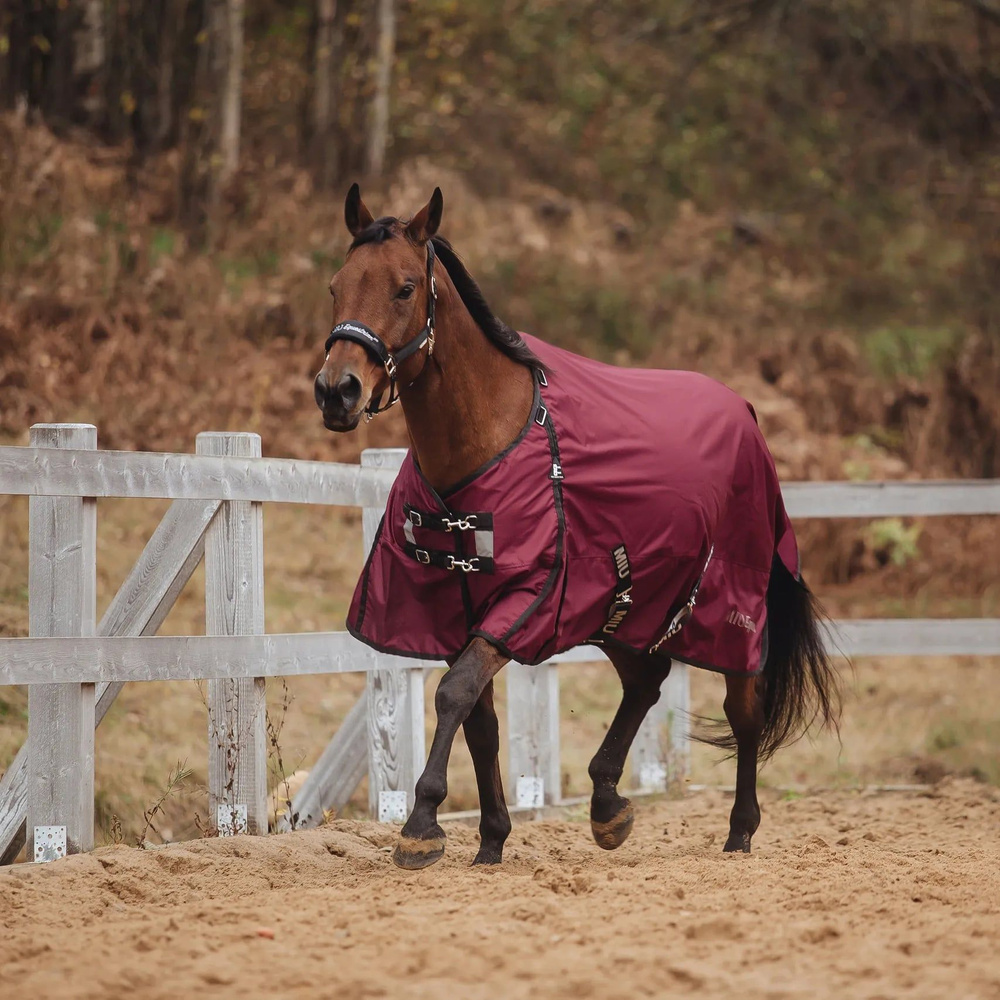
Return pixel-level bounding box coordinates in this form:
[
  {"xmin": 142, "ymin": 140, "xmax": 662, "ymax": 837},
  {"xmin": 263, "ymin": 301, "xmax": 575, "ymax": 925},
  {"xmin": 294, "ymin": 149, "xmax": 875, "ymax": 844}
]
[{"xmin": 1, "ymin": 423, "xmax": 998, "ymax": 862}]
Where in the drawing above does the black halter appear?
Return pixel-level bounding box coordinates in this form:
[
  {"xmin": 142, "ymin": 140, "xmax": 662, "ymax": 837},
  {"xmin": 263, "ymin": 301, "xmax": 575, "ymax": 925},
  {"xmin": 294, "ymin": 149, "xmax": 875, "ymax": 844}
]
[{"xmin": 324, "ymin": 241, "xmax": 438, "ymax": 419}]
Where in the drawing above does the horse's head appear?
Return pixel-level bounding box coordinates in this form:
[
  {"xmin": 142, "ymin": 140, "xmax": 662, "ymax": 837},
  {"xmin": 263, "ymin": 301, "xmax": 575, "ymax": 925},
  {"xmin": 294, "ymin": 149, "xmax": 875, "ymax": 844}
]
[{"xmin": 314, "ymin": 184, "xmax": 443, "ymax": 431}]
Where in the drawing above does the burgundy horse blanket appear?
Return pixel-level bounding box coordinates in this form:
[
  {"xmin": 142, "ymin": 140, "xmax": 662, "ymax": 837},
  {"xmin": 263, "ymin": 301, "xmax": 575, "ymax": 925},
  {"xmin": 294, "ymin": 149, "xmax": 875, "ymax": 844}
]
[{"xmin": 347, "ymin": 335, "xmax": 798, "ymax": 674}]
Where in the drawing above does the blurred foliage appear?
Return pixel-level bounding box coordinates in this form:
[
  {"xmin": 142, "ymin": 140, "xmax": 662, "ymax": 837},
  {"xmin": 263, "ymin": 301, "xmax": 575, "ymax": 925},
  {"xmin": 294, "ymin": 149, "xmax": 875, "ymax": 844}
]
[
  {"xmin": 863, "ymin": 325, "xmax": 960, "ymax": 380},
  {"xmin": 866, "ymin": 517, "xmax": 922, "ymax": 567}
]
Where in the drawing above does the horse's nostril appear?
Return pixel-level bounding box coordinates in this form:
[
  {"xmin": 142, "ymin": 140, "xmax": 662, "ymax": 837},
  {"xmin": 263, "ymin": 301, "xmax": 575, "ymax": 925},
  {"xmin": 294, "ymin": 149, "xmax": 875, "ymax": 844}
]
[
  {"xmin": 314, "ymin": 371, "xmax": 329, "ymax": 410},
  {"xmin": 337, "ymin": 372, "xmax": 363, "ymax": 409}
]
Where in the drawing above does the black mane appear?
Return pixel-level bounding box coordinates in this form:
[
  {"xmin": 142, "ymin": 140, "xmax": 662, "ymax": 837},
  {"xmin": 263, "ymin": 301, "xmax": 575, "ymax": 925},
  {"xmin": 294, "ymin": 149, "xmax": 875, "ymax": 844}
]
[{"xmin": 349, "ymin": 218, "xmax": 547, "ymax": 373}]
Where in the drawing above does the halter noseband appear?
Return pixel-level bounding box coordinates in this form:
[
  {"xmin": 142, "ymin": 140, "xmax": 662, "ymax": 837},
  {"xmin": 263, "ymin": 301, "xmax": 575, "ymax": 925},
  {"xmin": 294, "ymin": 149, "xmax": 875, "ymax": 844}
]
[{"xmin": 324, "ymin": 241, "xmax": 438, "ymax": 420}]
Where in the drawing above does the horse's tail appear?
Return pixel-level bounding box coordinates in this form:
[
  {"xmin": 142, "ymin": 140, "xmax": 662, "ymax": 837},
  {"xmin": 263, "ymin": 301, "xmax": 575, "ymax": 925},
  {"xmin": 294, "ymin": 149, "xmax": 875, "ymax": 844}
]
[
  {"xmin": 696, "ymin": 555, "xmax": 841, "ymax": 759},
  {"xmin": 755, "ymin": 556, "xmax": 841, "ymax": 759}
]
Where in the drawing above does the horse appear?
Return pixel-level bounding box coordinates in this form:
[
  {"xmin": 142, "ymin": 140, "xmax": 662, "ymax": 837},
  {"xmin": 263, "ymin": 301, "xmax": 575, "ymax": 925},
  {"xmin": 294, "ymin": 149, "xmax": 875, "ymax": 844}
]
[{"xmin": 315, "ymin": 184, "xmax": 840, "ymax": 870}]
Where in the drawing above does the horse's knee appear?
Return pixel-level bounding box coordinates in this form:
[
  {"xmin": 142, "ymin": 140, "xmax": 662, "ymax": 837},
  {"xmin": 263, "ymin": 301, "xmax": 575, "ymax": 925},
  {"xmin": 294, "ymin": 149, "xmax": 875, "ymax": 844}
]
[{"xmin": 434, "ymin": 671, "xmax": 478, "ymax": 721}]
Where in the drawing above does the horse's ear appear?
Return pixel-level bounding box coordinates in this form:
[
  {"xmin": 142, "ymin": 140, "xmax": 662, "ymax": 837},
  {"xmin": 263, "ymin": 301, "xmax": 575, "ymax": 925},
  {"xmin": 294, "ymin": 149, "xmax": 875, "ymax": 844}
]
[
  {"xmin": 345, "ymin": 183, "xmax": 375, "ymax": 236},
  {"xmin": 405, "ymin": 188, "xmax": 443, "ymax": 244}
]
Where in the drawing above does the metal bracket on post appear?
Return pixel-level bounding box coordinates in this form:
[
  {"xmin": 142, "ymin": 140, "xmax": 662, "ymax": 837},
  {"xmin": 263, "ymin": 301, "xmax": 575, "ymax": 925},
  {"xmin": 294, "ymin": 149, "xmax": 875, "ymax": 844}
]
[
  {"xmin": 33, "ymin": 826, "xmax": 66, "ymax": 863},
  {"xmin": 515, "ymin": 777, "xmax": 544, "ymax": 809},
  {"xmin": 377, "ymin": 790, "xmax": 408, "ymax": 823},
  {"xmin": 638, "ymin": 762, "xmax": 668, "ymax": 792},
  {"xmin": 217, "ymin": 804, "xmax": 248, "ymax": 837}
]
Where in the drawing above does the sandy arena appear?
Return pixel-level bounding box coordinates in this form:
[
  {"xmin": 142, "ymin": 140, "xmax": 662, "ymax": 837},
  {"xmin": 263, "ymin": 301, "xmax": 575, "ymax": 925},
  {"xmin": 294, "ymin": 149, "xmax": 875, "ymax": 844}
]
[{"xmin": 2, "ymin": 779, "xmax": 997, "ymax": 999}]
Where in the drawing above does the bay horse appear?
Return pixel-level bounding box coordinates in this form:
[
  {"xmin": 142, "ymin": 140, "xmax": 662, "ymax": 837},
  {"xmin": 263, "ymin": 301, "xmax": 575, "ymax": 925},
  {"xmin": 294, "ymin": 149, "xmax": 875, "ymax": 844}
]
[{"xmin": 315, "ymin": 185, "xmax": 839, "ymax": 870}]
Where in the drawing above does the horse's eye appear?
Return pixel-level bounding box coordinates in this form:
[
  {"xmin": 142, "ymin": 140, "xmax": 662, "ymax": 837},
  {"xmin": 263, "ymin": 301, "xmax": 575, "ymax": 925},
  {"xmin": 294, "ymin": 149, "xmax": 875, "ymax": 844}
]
[{"xmin": 397, "ymin": 284, "xmax": 415, "ymax": 300}]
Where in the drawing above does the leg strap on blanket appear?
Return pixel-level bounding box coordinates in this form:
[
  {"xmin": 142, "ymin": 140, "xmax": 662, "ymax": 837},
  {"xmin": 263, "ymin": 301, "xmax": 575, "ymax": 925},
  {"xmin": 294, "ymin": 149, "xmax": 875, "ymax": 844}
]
[
  {"xmin": 649, "ymin": 545, "xmax": 714, "ymax": 653},
  {"xmin": 403, "ymin": 504, "xmax": 493, "ymax": 533},
  {"xmin": 403, "ymin": 542, "xmax": 495, "ymax": 574}
]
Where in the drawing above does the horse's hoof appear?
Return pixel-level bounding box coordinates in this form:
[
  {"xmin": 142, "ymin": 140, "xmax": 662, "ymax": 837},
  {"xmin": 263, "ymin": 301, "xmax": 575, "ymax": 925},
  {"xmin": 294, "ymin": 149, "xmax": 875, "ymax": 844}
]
[
  {"xmin": 723, "ymin": 832, "xmax": 752, "ymax": 854},
  {"xmin": 392, "ymin": 834, "xmax": 445, "ymax": 870},
  {"xmin": 591, "ymin": 801, "xmax": 634, "ymax": 850},
  {"xmin": 471, "ymin": 846, "xmax": 504, "ymax": 866}
]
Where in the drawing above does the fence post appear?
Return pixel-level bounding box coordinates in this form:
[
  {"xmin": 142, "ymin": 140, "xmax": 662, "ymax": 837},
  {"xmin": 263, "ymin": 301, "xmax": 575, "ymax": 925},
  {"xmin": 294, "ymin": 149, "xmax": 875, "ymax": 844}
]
[
  {"xmin": 26, "ymin": 424, "xmax": 97, "ymax": 860},
  {"xmin": 506, "ymin": 660, "xmax": 561, "ymax": 807},
  {"xmin": 197, "ymin": 432, "xmax": 267, "ymax": 836},
  {"xmin": 632, "ymin": 662, "xmax": 690, "ymax": 790},
  {"xmin": 361, "ymin": 448, "xmax": 425, "ymax": 822}
]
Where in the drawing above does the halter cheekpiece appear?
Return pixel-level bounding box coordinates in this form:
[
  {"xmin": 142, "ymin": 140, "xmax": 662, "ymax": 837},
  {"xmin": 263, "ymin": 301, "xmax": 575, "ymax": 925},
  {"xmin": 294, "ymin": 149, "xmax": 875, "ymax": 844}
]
[{"xmin": 324, "ymin": 241, "xmax": 438, "ymax": 420}]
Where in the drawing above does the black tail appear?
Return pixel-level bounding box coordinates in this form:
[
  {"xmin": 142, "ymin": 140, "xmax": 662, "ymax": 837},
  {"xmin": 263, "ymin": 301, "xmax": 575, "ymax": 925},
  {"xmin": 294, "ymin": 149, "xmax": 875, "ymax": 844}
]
[
  {"xmin": 755, "ymin": 557, "xmax": 841, "ymax": 759},
  {"xmin": 700, "ymin": 557, "xmax": 841, "ymax": 760}
]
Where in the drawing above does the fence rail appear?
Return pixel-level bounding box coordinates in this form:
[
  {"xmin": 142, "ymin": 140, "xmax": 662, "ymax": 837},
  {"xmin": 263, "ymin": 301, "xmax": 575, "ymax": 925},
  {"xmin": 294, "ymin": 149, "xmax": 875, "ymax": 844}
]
[
  {"xmin": 0, "ymin": 446, "xmax": 396, "ymax": 507},
  {"xmin": 1, "ymin": 619, "xmax": 998, "ymax": 687},
  {"xmin": 2, "ymin": 444, "xmax": 1000, "ymax": 516},
  {"xmin": 1, "ymin": 425, "xmax": 997, "ymax": 863}
]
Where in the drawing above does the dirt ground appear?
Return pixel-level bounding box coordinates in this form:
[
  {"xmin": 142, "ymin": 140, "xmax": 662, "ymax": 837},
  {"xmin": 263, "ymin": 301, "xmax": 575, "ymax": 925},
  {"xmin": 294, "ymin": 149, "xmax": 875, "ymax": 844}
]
[{"xmin": 1, "ymin": 780, "xmax": 997, "ymax": 1000}]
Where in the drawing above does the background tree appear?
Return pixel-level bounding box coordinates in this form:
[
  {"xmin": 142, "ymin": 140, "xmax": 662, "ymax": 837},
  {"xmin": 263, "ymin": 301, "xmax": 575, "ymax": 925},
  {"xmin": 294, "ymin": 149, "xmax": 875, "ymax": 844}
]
[
  {"xmin": 365, "ymin": 0, "xmax": 395, "ymax": 178},
  {"xmin": 308, "ymin": 0, "xmax": 343, "ymax": 189}
]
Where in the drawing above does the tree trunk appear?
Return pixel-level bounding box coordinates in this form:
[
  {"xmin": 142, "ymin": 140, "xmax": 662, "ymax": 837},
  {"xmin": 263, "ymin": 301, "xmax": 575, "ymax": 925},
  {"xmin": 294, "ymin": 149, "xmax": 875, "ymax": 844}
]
[
  {"xmin": 365, "ymin": 0, "xmax": 395, "ymax": 177},
  {"xmin": 220, "ymin": 0, "xmax": 244, "ymax": 183},
  {"xmin": 178, "ymin": 0, "xmax": 242, "ymax": 238},
  {"xmin": 73, "ymin": 0, "xmax": 104, "ymax": 122},
  {"xmin": 310, "ymin": 0, "xmax": 340, "ymax": 188}
]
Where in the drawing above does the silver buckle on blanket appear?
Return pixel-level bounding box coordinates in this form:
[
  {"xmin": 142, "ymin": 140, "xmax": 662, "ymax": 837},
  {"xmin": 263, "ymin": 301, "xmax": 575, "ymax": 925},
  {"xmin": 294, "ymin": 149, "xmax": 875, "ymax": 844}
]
[
  {"xmin": 443, "ymin": 515, "xmax": 478, "ymax": 532},
  {"xmin": 650, "ymin": 606, "xmax": 692, "ymax": 653},
  {"xmin": 445, "ymin": 555, "xmax": 481, "ymax": 573},
  {"xmin": 649, "ymin": 544, "xmax": 715, "ymax": 654},
  {"xmin": 414, "ymin": 548, "xmax": 431, "ymax": 564}
]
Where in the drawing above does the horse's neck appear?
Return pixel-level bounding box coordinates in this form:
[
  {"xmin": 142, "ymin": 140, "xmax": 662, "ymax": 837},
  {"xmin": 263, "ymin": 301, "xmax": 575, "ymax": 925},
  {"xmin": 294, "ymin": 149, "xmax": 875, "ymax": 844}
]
[{"xmin": 399, "ymin": 278, "xmax": 535, "ymax": 492}]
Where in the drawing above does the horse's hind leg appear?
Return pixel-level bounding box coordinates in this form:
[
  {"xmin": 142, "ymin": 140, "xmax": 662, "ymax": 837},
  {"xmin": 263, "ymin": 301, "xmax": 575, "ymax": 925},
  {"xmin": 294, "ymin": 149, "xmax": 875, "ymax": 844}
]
[
  {"xmin": 588, "ymin": 651, "xmax": 671, "ymax": 850},
  {"xmin": 723, "ymin": 673, "xmax": 764, "ymax": 853},
  {"xmin": 462, "ymin": 679, "xmax": 512, "ymax": 865}
]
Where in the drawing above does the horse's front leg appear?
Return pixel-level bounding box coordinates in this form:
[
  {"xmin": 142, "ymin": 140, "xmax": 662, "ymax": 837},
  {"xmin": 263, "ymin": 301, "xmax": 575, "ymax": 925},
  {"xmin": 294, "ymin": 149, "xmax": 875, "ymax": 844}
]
[
  {"xmin": 589, "ymin": 651, "xmax": 671, "ymax": 850},
  {"xmin": 393, "ymin": 637, "xmax": 508, "ymax": 870},
  {"xmin": 462, "ymin": 679, "xmax": 512, "ymax": 865}
]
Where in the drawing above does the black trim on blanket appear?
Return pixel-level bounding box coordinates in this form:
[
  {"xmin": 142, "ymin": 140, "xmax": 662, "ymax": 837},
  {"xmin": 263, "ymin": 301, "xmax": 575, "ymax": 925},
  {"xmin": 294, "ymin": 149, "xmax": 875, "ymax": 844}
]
[
  {"xmin": 470, "ymin": 630, "xmax": 542, "ymax": 666},
  {"xmin": 346, "ymin": 621, "xmax": 458, "ymax": 662},
  {"xmin": 584, "ymin": 632, "xmax": 764, "ymax": 677},
  {"xmin": 434, "ymin": 377, "xmax": 541, "ymax": 499},
  {"xmin": 350, "ymin": 619, "xmax": 765, "ymax": 675},
  {"xmin": 501, "ymin": 398, "xmax": 566, "ymax": 649},
  {"xmin": 352, "ymin": 513, "xmax": 386, "ymax": 634}
]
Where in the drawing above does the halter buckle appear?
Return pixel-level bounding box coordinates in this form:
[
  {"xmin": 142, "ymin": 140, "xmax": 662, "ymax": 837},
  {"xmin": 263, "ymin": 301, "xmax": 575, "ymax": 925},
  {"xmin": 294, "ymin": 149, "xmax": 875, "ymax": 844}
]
[{"xmin": 385, "ymin": 355, "xmax": 398, "ymax": 380}]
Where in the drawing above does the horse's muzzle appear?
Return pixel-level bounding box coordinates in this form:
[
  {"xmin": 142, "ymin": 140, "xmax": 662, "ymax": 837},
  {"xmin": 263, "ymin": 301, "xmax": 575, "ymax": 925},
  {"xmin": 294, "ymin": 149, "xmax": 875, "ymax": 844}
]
[{"xmin": 315, "ymin": 370, "xmax": 364, "ymax": 431}]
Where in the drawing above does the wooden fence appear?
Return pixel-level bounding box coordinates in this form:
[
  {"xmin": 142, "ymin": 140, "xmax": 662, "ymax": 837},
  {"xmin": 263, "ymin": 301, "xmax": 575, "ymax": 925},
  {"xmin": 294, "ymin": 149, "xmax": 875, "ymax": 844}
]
[{"xmin": 1, "ymin": 424, "xmax": 998, "ymax": 863}]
